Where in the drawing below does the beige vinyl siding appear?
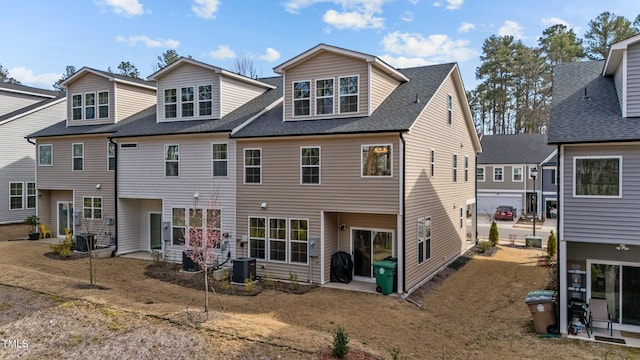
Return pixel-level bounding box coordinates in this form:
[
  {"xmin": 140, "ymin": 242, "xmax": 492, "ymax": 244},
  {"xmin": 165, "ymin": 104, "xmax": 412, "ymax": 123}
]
[
  {"xmin": 236, "ymin": 134, "xmax": 399, "ymax": 284},
  {"xmin": 0, "ymin": 92, "xmax": 46, "ymax": 115},
  {"xmin": 220, "ymin": 76, "xmax": 266, "ymax": 117},
  {"xmin": 116, "ymin": 134, "xmax": 236, "ymax": 259},
  {"xmin": 115, "ymin": 83, "xmax": 156, "ymax": 122},
  {"xmin": 403, "ymin": 73, "xmax": 477, "ymax": 291},
  {"xmin": 626, "ymin": 43, "xmax": 640, "ymax": 117},
  {"xmin": 0, "ymin": 100, "xmax": 66, "ymax": 223},
  {"xmin": 37, "ymin": 190, "xmax": 72, "ymax": 236},
  {"xmin": 283, "ymin": 51, "xmax": 369, "ymax": 121},
  {"xmin": 117, "ymin": 198, "xmax": 162, "ymax": 254},
  {"xmin": 614, "ymin": 61, "xmax": 625, "ymax": 113},
  {"xmin": 156, "ymin": 63, "xmax": 221, "ymax": 121},
  {"xmin": 370, "ymin": 65, "xmax": 400, "ymax": 113},
  {"xmin": 67, "ymin": 73, "xmax": 114, "ymax": 126},
  {"xmin": 35, "ymin": 135, "xmax": 115, "ymax": 244}
]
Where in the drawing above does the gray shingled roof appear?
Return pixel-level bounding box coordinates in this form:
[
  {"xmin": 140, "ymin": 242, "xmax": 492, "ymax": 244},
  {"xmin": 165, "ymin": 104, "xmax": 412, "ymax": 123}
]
[
  {"xmin": 0, "ymin": 82, "xmax": 60, "ymax": 97},
  {"xmin": 231, "ymin": 63, "xmax": 456, "ymax": 138},
  {"xmin": 1, "ymin": 93, "xmax": 65, "ymax": 123},
  {"xmin": 478, "ymin": 134, "xmax": 555, "ymax": 164},
  {"xmin": 26, "ymin": 119, "xmax": 120, "ymax": 139},
  {"xmin": 111, "ymin": 77, "xmax": 282, "ymax": 138},
  {"xmin": 548, "ymin": 60, "xmax": 640, "ymax": 144}
]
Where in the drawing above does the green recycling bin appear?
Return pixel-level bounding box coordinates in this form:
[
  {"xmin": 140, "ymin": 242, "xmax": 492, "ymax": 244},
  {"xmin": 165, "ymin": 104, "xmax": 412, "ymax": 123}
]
[{"xmin": 373, "ymin": 260, "xmax": 397, "ymax": 295}]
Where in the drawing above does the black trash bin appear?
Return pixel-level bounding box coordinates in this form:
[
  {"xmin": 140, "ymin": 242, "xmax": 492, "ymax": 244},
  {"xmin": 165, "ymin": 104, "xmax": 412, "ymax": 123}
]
[{"xmin": 330, "ymin": 251, "xmax": 353, "ymax": 283}]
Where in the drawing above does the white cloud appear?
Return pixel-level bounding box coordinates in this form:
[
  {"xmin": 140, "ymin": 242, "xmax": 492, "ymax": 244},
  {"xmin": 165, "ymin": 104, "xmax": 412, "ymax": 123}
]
[
  {"xmin": 209, "ymin": 45, "xmax": 236, "ymax": 60},
  {"xmin": 191, "ymin": 0, "xmax": 221, "ymax": 19},
  {"xmin": 323, "ymin": 9, "xmax": 384, "ymax": 30},
  {"xmin": 408, "ymin": 0, "xmax": 419, "ymax": 4},
  {"xmin": 9, "ymin": 67, "xmax": 61, "ymax": 89},
  {"xmin": 101, "ymin": 0, "xmax": 144, "ymax": 16},
  {"xmin": 381, "ymin": 31, "xmax": 477, "ymax": 63},
  {"xmin": 432, "ymin": 1, "xmax": 441, "ymax": 7},
  {"xmin": 283, "ymin": 0, "xmax": 388, "ymax": 30},
  {"xmin": 401, "ymin": 11, "xmax": 414, "ymax": 23},
  {"xmin": 116, "ymin": 35, "xmax": 180, "ymax": 48},
  {"xmin": 378, "ymin": 55, "xmax": 429, "ymax": 68},
  {"xmin": 458, "ymin": 22, "xmax": 475, "ymax": 33},
  {"xmin": 498, "ymin": 20, "xmax": 525, "ymax": 40},
  {"xmin": 257, "ymin": 48, "xmax": 281, "ymax": 62},
  {"xmin": 445, "ymin": 0, "xmax": 463, "ymax": 10},
  {"xmin": 540, "ymin": 17, "xmax": 570, "ymax": 28}
]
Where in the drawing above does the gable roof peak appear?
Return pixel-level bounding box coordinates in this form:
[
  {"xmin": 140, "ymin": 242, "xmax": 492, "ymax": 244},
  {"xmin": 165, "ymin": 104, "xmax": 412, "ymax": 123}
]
[{"xmin": 61, "ymin": 66, "xmax": 156, "ymax": 90}]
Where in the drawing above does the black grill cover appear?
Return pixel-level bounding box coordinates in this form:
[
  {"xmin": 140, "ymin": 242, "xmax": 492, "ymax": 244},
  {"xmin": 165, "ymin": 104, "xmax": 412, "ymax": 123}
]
[{"xmin": 330, "ymin": 251, "xmax": 353, "ymax": 283}]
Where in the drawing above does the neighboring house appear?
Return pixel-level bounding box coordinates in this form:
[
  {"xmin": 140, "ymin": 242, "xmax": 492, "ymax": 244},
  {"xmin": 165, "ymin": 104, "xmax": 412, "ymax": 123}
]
[
  {"xmin": 549, "ymin": 34, "xmax": 640, "ymax": 335},
  {"xmin": 0, "ymin": 83, "xmax": 65, "ymax": 224},
  {"xmin": 231, "ymin": 44, "xmax": 481, "ymax": 294},
  {"xmin": 27, "ymin": 68, "xmax": 156, "ymax": 243},
  {"xmin": 110, "ymin": 58, "xmax": 278, "ymax": 262},
  {"xmin": 477, "ymin": 134, "xmax": 556, "ymax": 219}
]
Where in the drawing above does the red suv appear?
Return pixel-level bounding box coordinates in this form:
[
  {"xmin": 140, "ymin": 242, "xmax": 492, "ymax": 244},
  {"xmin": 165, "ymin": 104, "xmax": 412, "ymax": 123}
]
[{"xmin": 495, "ymin": 206, "xmax": 516, "ymax": 221}]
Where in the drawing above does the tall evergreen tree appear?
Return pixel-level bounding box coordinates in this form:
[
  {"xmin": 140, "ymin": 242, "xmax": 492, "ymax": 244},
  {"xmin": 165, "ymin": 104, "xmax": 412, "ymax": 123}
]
[
  {"xmin": 538, "ymin": 24, "xmax": 585, "ymax": 65},
  {"xmin": 116, "ymin": 61, "xmax": 140, "ymax": 78},
  {"xmin": 0, "ymin": 63, "xmax": 21, "ymax": 84},
  {"xmin": 53, "ymin": 65, "xmax": 77, "ymax": 90},
  {"xmin": 584, "ymin": 12, "xmax": 639, "ymax": 60},
  {"xmin": 156, "ymin": 49, "xmax": 180, "ymax": 70}
]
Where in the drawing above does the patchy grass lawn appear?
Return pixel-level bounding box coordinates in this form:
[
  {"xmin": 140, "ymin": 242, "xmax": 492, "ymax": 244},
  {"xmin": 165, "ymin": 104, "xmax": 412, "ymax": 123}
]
[{"xmin": 0, "ymin": 224, "xmax": 638, "ymax": 359}]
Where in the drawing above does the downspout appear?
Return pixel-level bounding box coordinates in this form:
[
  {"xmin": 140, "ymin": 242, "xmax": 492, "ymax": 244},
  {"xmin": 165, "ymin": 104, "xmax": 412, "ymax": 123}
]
[
  {"xmin": 555, "ymin": 143, "xmax": 561, "ymax": 335},
  {"xmin": 475, "ymin": 153, "xmax": 478, "ymax": 244},
  {"xmin": 109, "ymin": 137, "xmax": 118, "ymax": 255},
  {"xmin": 400, "ymin": 131, "xmax": 407, "ymax": 293},
  {"xmin": 26, "ymin": 137, "xmax": 36, "ymax": 145}
]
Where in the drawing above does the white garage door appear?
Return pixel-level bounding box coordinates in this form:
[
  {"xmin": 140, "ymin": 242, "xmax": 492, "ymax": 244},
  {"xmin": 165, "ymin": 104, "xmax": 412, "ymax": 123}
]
[{"xmin": 477, "ymin": 194, "xmax": 522, "ymax": 216}]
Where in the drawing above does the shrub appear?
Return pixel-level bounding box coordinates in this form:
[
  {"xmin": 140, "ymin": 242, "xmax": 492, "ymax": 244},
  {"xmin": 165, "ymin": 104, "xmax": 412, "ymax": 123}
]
[
  {"xmin": 263, "ymin": 273, "xmax": 275, "ymax": 289},
  {"xmin": 547, "ymin": 230, "xmax": 557, "ymax": 258},
  {"xmin": 244, "ymin": 273, "xmax": 255, "ymax": 292},
  {"xmin": 288, "ymin": 271, "xmax": 299, "ymax": 290},
  {"xmin": 479, "ymin": 241, "xmax": 492, "ymax": 253},
  {"xmin": 50, "ymin": 235, "xmax": 74, "ymax": 258},
  {"xmin": 489, "ymin": 221, "xmax": 499, "ymax": 247},
  {"xmin": 332, "ymin": 325, "xmax": 350, "ymax": 358}
]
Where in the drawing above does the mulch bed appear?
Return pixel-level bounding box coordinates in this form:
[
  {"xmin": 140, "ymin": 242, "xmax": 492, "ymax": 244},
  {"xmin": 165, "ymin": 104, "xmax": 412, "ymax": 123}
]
[
  {"xmin": 44, "ymin": 251, "xmax": 89, "ymax": 261},
  {"xmin": 144, "ymin": 261, "xmax": 318, "ymax": 296}
]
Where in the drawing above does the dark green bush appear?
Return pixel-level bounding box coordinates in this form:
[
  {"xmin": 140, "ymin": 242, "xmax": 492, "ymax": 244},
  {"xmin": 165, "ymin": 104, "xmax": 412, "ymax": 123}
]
[
  {"xmin": 332, "ymin": 325, "xmax": 350, "ymax": 358},
  {"xmin": 489, "ymin": 221, "xmax": 499, "ymax": 247},
  {"xmin": 547, "ymin": 230, "xmax": 557, "ymax": 258}
]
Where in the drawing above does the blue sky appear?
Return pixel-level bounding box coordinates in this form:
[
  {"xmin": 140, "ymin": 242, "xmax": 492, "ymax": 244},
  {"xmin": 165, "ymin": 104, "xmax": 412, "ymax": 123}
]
[{"xmin": 1, "ymin": 0, "xmax": 636, "ymax": 90}]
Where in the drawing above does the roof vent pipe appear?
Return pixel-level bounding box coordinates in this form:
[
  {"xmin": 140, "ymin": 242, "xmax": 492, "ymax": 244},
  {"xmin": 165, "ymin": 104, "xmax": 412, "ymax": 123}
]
[
  {"xmin": 414, "ymin": 94, "xmax": 420, "ymax": 104},
  {"xmin": 583, "ymin": 87, "xmax": 589, "ymax": 100}
]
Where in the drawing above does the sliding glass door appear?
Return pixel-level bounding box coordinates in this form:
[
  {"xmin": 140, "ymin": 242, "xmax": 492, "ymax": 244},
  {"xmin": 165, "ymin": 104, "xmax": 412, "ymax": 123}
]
[
  {"xmin": 352, "ymin": 229, "xmax": 393, "ymax": 279},
  {"xmin": 589, "ymin": 261, "xmax": 640, "ymax": 327}
]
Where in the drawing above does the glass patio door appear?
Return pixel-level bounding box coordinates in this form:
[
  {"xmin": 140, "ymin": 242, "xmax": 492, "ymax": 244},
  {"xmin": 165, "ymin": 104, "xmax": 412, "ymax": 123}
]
[
  {"xmin": 590, "ymin": 262, "xmax": 640, "ymax": 326},
  {"xmin": 622, "ymin": 266, "xmax": 640, "ymax": 326},
  {"xmin": 57, "ymin": 201, "xmax": 73, "ymax": 237},
  {"xmin": 352, "ymin": 229, "xmax": 393, "ymax": 279}
]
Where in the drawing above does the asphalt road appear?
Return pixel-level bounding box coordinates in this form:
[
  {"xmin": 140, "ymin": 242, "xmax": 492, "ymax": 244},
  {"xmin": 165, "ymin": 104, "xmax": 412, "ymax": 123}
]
[{"xmin": 474, "ymin": 215, "xmax": 557, "ymax": 247}]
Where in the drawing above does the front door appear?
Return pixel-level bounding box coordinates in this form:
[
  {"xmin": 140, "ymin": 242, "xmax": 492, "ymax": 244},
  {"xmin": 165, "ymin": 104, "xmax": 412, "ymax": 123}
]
[
  {"xmin": 57, "ymin": 201, "xmax": 73, "ymax": 237},
  {"xmin": 150, "ymin": 213, "xmax": 162, "ymax": 251},
  {"xmin": 352, "ymin": 229, "xmax": 394, "ymax": 280}
]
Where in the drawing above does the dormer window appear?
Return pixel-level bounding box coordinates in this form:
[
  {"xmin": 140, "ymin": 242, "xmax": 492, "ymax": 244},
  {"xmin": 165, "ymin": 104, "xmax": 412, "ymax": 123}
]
[
  {"xmin": 164, "ymin": 89, "xmax": 177, "ymax": 118},
  {"xmin": 293, "ymin": 81, "xmax": 311, "ymax": 116},
  {"xmin": 339, "ymin": 75, "xmax": 358, "ymax": 113},
  {"xmin": 315, "ymin": 79, "xmax": 334, "ymax": 115},
  {"xmin": 72, "ymin": 94, "xmax": 82, "ymax": 120},
  {"xmin": 181, "ymin": 87, "xmax": 194, "ymax": 117},
  {"xmin": 98, "ymin": 91, "xmax": 109, "ymax": 118},
  {"xmin": 85, "ymin": 93, "xmax": 96, "ymax": 119},
  {"xmin": 199, "ymin": 85, "xmax": 212, "ymax": 116}
]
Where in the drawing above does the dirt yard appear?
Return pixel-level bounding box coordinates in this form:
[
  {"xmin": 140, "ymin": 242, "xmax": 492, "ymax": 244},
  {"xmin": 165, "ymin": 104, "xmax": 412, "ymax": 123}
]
[{"xmin": 0, "ymin": 224, "xmax": 638, "ymax": 359}]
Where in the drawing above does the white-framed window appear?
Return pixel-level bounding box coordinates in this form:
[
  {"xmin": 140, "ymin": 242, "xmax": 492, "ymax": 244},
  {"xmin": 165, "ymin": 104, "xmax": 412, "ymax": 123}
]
[
  {"xmin": 9, "ymin": 182, "xmax": 23, "ymax": 210},
  {"xmin": 315, "ymin": 78, "xmax": 334, "ymax": 115},
  {"xmin": 447, "ymin": 94, "xmax": 452, "ymax": 125},
  {"xmin": 477, "ymin": 166, "xmax": 485, "ymax": 182},
  {"xmin": 206, "ymin": 208, "xmax": 222, "ymax": 249},
  {"xmin": 212, "ymin": 143, "xmax": 228, "ymax": 177},
  {"xmin": 172, "ymin": 207, "xmax": 186, "ymax": 246},
  {"xmin": 72, "ymin": 94, "xmax": 82, "ymax": 120},
  {"xmin": 244, "ymin": 148, "xmax": 261, "ymax": 184},
  {"xmin": 430, "ymin": 149, "xmax": 435, "ymax": 177},
  {"xmin": 493, "ymin": 166, "xmax": 503, "ymax": 182},
  {"xmin": 362, "ymin": 144, "xmax": 392, "ymax": 177},
  {"xmin": 164, "ymin": 144, "xmax": 179, "ymax": 177},
  {"xmin": 513, "ymin": 166, "xmax": 523, "ymax": 182},
  {"xmin": 289, "ymin": 218, "xmax": 308, "ymax": 264},
  {"xmin": 574, "ymin": 156, "xmax": 621, "ymax": 197},
  {"xmin": 188, "ymin": 208, "xmax": 203, "ymax": 242},
  {"xmin": 268, "ymin": 218, "xmax": 287, "ymax": 262},
  {"xmin": 164, "ymin": 89, "xmax": 177, "ymax": 118},
  {"xmin": 464, "ymin": 156, "xmax": 469, "ymax": 182},
  {"xmin": 339, "ymin": 75, "xmax": 358, "ymax": 113},
  {"xmin": 551, "ymin": 169, "xmax": 557, "ymax": 185},
  {"xmin": 293, "ymin": 81, "xmax": 311, "ymax": 117},
  {"xmin": 85, "ymin": 92, "xmax": 96, "ymax": 120},
  {"xmin": 198, "ymin": 85, "xmax": 212, "ymax": 116},
  {"xmin": 38, "ymin": 144, "xmax": 52, "ymax": 166},
  {"xmin": 83, "ymin": 196, "xmax": 102, "ymax": 219},
  {"xmin": 26, "ymin": 182, "xmax": 36, "ymax": 209},
  {"xmin": 301, "ymin": 146, "xmax": 320, "ymax": 185},
  {"xmin": 417, "ymin": 217, "xmax": 431, "ymax": 264},
  {"xmin": 108, "ymin": 142, "xmax": 116, "ymax": 171},
  {"xmin": 249, "ymin": 217, "xmax": 266, "ymax": 260},
  {"xmin": 452, "ymin": 154, "xmax": 458, "ymax": 182},
  {"xmin": 528, "ymin": 166, "xmax": 537, "ymax": 179},
  {"xmin": 181, "ymin": 86, "xmax": 194, "ymax": 117},
  {"xmin": 72, "ymin": 143, "xmax": 84, "ymax": 171},
  {"xmin": 98, "ymin": 91, "xmax": 109, "ymax": 118}
]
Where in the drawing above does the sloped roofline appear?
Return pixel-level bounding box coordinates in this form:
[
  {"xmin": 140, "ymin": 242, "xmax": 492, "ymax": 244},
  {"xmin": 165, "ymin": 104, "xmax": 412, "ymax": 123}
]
[
  {"xmin": 61, "ymin": 67, "xmax": 157, "ymax": 90},
  {"xmin": 603, "ymin": 34, "xmax": 640, "ymax": 75},
  {"xmin": 147, "ymin": 57, "xmax": 276, "ymax": 89},
  {"xmin": 0, "ymin": 82, "xmax": 59, "ymax": 98},
  {"xmin": 1, "ymin": 96, "xmax": 65, "ymax": 126},
  {"xmin": 273, "ymin": 43, "xmax": 409, "ymax": 82}
]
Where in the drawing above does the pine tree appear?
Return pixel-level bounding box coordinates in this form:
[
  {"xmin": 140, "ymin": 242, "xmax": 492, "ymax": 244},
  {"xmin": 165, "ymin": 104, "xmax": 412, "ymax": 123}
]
[
  {"xmin": 547, "ymin": 230, "xmax": 557, "ymax": 258},
  {"xmin": 489, "ymin": 221, "xmax": 499, "ymax": 247}
]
